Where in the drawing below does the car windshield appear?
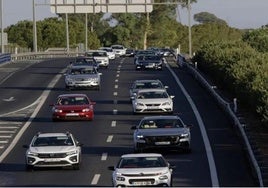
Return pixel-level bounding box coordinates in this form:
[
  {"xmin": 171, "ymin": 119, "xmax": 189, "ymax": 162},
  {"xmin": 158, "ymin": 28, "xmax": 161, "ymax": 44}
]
[
  {"xmin": 134, "ymin": 82, "xmax": 163, "ymax": 89},
  {"xmin": 139, "ymin": 119, "xmax": 184, "ymax": 129},
  {"xmin": 70, "ymin": 68, "xmax": 97, "ymax": 75},
  {"xmin": 137, "ymin": 91, "xmax": 168, "ymax": 99},
  {"xmin": 32, "ymin": 136, "xmax": 74, "ymax": 147},
  {"xmin": 118, "ymin": 157, "xmax": 166, "ymax": 168},
  {"xmin": 92, "ymin": 52, "xmax": 107, "ymax": 57},
  {"xmin": 57, "ymin": 96, "xmax": 89, "ymax": 105}
]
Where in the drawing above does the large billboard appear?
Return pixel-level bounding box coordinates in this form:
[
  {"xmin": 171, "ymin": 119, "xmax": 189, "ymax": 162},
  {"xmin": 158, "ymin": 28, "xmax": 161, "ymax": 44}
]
[{"xmin": 50, "ymin": 0, "xmax": 153, "ymax": 13}]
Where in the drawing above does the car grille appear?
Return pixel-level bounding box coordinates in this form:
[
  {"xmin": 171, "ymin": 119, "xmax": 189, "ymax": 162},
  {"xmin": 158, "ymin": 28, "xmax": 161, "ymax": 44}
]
[
  {"xmin": 145, "ymin": 104, "xmax": 160, "ymax": 107},
  {"xmin": 38, "ymin": 153, "xmax": 67, "ymax": 158},
  {"xmin": 144, "ymin": 136, "xmax": 179, "ymax": 144},
  {"xmin": 63, "ymin": 109, "xmax": 82, "ymax": 113},
  {"xmin": 36, "ymin": 161, "xmax": 70, "ymax": 166}
]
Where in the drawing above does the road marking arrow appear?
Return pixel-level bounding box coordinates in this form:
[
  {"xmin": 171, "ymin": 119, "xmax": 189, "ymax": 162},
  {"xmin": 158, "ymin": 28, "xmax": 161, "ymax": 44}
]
[{"xmin": 3, "ymin": 97, "xmax": 15, "ymax": 102}]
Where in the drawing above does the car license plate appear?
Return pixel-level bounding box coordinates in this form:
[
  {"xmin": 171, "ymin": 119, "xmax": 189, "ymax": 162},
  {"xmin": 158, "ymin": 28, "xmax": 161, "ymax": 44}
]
[
  {"xmin": 155, "ymin": 141, "xmax": 170, "ymax": 145},
  {"xmin": 44, "ymin": 158, "xmax": 61, "ymax": 162},
  {"xmin": 133, "ymin": 181, "xmax": 151, "ymax": 186},
  {"xmin": 147, "ymin": 106, "xmax": 158, "ymax": 109},
  {"xmin": 66, "ymin": 113, "xmax": 79, "ymax": 116}
]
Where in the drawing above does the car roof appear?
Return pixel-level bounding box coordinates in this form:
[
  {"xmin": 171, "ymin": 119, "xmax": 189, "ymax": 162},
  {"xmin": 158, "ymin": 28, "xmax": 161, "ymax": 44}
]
[
  {"xmin": 141, "ymin": 115, "xmax": 181, "ymax": 121},
  {"xmin": 134, "ymin": 79, "xmax": 161, "ymax": 83},
  {"xmin": 58, "ymin": 93, "xmax": 88, "ymax": 98},
  {"xmin": 121, "ymin": 153, "xmax": 163, "ymax": 158},
  {"xmin": 137, "ymin": 88, "xmax": 167, "ymax": 93},
  {"xmin": 36, "ymin": 132, "xmax": 69, "ymax": 138}
]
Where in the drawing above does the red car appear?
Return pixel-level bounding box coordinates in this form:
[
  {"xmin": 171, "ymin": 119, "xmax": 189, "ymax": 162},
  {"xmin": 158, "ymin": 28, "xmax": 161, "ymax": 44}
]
[{"xmin": 51, "ymin": 94, "xmax": 95, "ymax": 121}]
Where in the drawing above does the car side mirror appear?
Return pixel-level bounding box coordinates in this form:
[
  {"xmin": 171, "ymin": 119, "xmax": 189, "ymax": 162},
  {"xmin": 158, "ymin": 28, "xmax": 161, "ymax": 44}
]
[
  {"xmin": 170, "ymin": 95, "xmax": 175, "ymax": 99},
  {"xmin": 131, "ymin": 125, "xmax": 137, "ymax": 130},
  {"xmin": 108, "ymin": 166, "xmax": 115, "ymax": 171}
]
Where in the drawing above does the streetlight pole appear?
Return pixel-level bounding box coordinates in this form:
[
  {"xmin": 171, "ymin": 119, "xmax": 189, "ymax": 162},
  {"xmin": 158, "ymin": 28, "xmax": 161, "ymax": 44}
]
[
  {"xmin": 0, "ymin": 0, "xmax": 4, "ymax": 53},
  {"xmin": 65, "ymin": 13, "xmax": 69, "ymax": 53},
  {"xmin": 187, "ymin": 0, "xmax": 192, "ymax": 57},
  {"xmin": 33, "ymin": 0, "xmax": 37, "ymax": 52}
]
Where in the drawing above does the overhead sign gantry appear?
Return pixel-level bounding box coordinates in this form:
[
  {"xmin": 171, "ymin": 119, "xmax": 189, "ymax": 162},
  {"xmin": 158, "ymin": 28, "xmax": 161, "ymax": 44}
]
[{"xmin": 50, "ymin": 0, "xmax": 153, "ymax": 13}]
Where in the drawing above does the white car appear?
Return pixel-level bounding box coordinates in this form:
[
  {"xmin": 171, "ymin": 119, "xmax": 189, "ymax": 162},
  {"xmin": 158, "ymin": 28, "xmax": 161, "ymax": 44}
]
[
  {"xmin": 111, "ymin": 44, "xmax": 126, "ymax": 57},
  {"xmin": 129, "ymin": 79, "xmax": 168, "ymax": 99},
  {"xmin": 23, "ymin": 132, "xmax": 82, "ymax": 170},
  {"xmin": 98, "ymin": 47, "xmax": 116, "ymax": 60},
  {"xmin": 108, "ymin": 153, "xmax": 174, "ymax": 187},
  {"xmin": 131, "ymin": 89, "xmax": 174, "ymax": 114},
  {"xmin": 85, "ymin": 50, "xmax": 109, "ymax": 68}
]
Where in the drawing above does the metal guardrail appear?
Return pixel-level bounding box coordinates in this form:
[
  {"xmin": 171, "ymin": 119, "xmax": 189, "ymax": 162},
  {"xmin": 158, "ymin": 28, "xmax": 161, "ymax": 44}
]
[
  {"xmin": 0, "ymin": 53, "xmax": 11, "ymax": 65},
  {"xmin": 10, "ymin": 51, "xmax": 83, "ymax": 62},
  {"xmin": 182, "ymin": 59, "xmax": 263, "ymax": 187}
]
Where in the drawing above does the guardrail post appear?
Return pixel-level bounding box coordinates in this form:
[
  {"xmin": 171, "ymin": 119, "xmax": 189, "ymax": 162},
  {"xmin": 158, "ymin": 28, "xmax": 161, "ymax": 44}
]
[
  {"xmin": 233, "ymin": 98, "xmax": 237, "ymax": 113},
  {"xmin": 194, "ymin": 61, "xmax": 198, "ymax": 69}
]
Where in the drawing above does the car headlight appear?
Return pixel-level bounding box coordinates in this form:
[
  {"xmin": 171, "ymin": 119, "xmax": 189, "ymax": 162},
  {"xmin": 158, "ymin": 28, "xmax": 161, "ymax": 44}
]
[
  {"xmin": 66, "ymin": 150, "xmax": 78, "ymax": 156},
  {"xmin": 136, "ymin": 134, "xmax": 144, "ymax": 139},
  {"xmin": 53, "ymin": 108, "xmax": 63, "ymax": 113},
  {"xmin": 82, "ymin": 108, "xmax": 90, "ymax": 112},
  {"xmin": 159, "ymin": 175, "xmax": 169, "ymax": 180},
  {"xmin": 136, "ymin": 102, "xmax": 144, "ymax": 106},
  {"xmin": 181, "ymin": 133, "xmax": 189, "ymax": 138},
  {"xmin": 66, "ymin": 76, "xmax": 73, "ymax": 82},
  {"xmin": 116, "ymin": 176, "xmax": 125, "ymax": 181},
  {"xmin": 27, "ymin": 151, "xmax": 38, "ymax": 156},
  {"xmin": 162, "ymin": 102, "xmax": 171, "ymax": 106}
]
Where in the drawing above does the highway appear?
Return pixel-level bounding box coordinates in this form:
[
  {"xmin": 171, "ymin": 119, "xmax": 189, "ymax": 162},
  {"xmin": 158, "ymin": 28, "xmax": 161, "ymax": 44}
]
[{"xmin": 0, "ymin": 57, "xmax": 257, "ymax": 186}]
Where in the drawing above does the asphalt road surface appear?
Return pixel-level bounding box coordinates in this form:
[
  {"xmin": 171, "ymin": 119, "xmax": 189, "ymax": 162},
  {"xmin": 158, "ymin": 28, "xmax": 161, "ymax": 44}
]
[{"xmin": 0, "ymin": 57, "xmax": 258, "ymax": 186}]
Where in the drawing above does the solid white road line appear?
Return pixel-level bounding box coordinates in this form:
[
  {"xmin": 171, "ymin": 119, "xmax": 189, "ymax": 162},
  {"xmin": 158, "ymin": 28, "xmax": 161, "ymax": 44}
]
[
  {"xmin": 166, "ymin": 62, "xmax": 219, "ymax": 187},
  {"xmin": 0, "ymin": 68, "xmax": 66, "ymax": 163}
]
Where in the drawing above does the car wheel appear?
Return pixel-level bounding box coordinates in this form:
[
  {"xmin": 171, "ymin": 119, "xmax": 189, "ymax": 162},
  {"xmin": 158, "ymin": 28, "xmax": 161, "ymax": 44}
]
[
  {"xmin": 26, "ymin": 164, "xmax": 34, "ymax": 171},
  {"xmin": 73, "ymin": 163, "xmax": 80, "ymax": 170}
]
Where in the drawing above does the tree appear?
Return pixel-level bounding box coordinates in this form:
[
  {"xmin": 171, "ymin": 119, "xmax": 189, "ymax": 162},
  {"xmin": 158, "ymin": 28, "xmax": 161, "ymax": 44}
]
[{"xmin": 194, "ymin": 12, "xmax": 227, "ymax": 25}]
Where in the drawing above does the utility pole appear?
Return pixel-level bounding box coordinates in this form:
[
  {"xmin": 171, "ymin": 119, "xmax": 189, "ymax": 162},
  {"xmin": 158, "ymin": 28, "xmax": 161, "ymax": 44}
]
[
  {"xmin": 33, "ymin": 0, "xmax": 38, "ymax": 52},
  {"xmin": 187, "ymin": 0, "xmax": 192, "ymax": 57},
  {"xmin": 0, "ymin": 0, "xmax": 4, "ymax": 53},
  {"xmin": 65, "ymin": 13, "xmax": 69, "ymax": 53}
]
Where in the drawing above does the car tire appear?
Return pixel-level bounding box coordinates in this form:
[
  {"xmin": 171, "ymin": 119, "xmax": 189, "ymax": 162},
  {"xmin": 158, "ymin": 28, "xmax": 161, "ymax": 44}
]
[
  {"xmin": 73, "ymin": 163, "xmax": 80, "ymax": 170},
  {"xmin": 26, "ymin": 164, "xmax": 34, "ymax": 171}
]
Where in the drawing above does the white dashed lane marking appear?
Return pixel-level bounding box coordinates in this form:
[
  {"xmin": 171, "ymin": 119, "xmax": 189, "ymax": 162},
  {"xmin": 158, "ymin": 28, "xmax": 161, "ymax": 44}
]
[
  {"xmin": 101, "ymin": 153, "xmax": 108, "ymax": 161},
  {"xmin": 111, "ymin": 121, "xmax": 116, "ymax": 127},
  {"xmin": 106, "ymin": 135, "xmax": 113, "ymax": 143},
  {"xmin": 91, "ymin": 174, "xmax": 100, "ymax": 185}
]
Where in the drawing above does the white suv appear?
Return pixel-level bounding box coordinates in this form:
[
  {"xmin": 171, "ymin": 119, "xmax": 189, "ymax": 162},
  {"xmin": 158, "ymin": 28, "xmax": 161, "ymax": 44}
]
[
  {"xmin": 23, "ymin": 132, "xmax": 82, "ymax": 170},
  {"xmin": 108, "ymin": 153, "xmax": 175, "ymax": 187}
]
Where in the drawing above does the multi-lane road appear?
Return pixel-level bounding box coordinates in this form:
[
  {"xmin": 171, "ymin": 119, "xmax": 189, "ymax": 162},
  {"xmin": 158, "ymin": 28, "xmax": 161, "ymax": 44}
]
[{"xmin": 0, "ymin": 57, "xmax": 258, "ymax": 186}]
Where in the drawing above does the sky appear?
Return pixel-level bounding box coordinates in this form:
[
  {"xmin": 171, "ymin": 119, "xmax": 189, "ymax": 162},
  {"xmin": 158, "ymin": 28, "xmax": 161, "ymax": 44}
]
[{"xmin": 1, "ymin": 0, "xmax": 268, "ymax": 29}]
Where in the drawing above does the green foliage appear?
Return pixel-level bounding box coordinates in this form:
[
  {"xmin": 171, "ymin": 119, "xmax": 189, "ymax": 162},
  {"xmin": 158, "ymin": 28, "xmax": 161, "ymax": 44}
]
[
  {"xmin": 193, "ymin": 40, "xmax": 268, "ymax": 124},
  {"xmin": 242, "ymin": 27, "xmax": 268, "ymax": 53},
  {"xmin": 194, "ymin": 12, "xmax": 227, "ymax": 25}
]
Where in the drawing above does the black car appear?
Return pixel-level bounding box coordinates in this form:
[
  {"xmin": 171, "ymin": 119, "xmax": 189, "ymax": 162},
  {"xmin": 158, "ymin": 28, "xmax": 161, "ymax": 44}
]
[{"xmin": 135, "ymin": 55, "xmax": 163, "ymax": 70}]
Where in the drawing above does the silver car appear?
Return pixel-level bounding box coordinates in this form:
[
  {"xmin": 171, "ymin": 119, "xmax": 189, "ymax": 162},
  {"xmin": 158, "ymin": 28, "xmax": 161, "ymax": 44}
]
[
  {"xmin": 23, "ymin": 132, "xmax": 82, "ymax": 170},
  {"xmin": 129, "ymin": 79, "xmax": 168, "ymax": 100},
  {"xmin": 131, "ymin": 89, "xmax": 174, "ymax": 114},
  {"xmin": 131, "ymin": 115, "xmax": 192, "ymax": 153},
  {"xmin": 108, "ymin": 153, "xmax": 175, "ymax": 187},
  {"xmin": 65, "ymin": 66, "xmax": 102, "ymax": 90}
]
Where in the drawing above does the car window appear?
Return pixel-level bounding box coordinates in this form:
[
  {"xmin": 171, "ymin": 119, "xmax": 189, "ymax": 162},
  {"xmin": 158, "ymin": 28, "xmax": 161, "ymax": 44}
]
[
  {"xmin": 138, "ymin": 91, "xmax": 167, "ymax": 99},
  {"xmin": 32, "ymin": 136, "xmax": 74, "ymax": 147},
  {"xmin": 57, "ymin": 96, "xmax": 89, "ymax": 105},
  {"xmin": 118, "ymin": 157, "xmax": 166, "ymax": 168},
  {"xmin": 140, "ymin": 119, "xmax": 184, "ymax": 128}
]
